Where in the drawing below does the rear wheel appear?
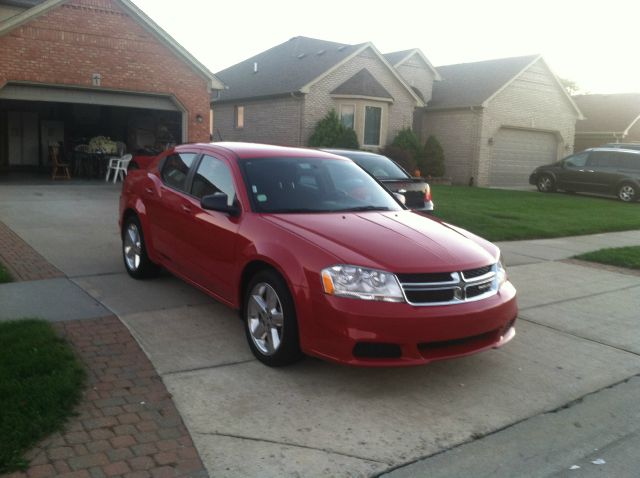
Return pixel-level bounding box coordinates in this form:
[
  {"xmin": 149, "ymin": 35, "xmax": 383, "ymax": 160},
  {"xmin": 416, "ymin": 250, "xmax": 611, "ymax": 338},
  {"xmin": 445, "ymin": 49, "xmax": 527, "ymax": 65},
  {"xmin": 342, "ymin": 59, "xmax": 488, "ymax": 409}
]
[
  {"xmin": 122, "ymin": 215, "xmax": 159, "ymax": 279},
  {"xmin": 244, "ymin": 270, "xmax": 303, "ymax": 366},
  {"xmin": 618, "ymin": 183, "xmax": 637, "ymax": 202},
  {"xmin": 536, "ymin": 174, "xmax": 555, "ymax": 193}
]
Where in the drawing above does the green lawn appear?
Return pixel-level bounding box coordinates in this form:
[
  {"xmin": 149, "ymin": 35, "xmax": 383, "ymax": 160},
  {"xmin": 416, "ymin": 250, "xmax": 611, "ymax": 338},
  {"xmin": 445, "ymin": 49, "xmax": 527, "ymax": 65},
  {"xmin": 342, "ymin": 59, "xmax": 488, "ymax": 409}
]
[
  {"xmin": 0, "ymin": 262, "xmax": 12, "ymax": 283},
  {"xmin": 574, "ymin": 246, "xmax": 640, "ymax": 270},
  {"xmin": 0, "ymin": 320, "xmax": 85, "ymax": 473},
  {"xmin": 430, "ymin": 186, "xmax": 640, "ymax": 241}
]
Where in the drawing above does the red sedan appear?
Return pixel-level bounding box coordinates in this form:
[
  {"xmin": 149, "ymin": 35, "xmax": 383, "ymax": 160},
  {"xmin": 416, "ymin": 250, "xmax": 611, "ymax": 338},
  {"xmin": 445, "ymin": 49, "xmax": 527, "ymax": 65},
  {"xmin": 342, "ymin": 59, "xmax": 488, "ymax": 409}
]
[{"xmin": 119, "ymin": 142, "xmax": 517, "ymax": 367}]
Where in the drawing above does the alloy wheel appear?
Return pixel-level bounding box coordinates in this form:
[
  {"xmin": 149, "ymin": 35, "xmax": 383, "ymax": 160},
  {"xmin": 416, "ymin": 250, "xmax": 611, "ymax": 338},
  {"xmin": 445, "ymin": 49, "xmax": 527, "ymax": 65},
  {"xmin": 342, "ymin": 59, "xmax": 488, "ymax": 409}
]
[
  {"xmin": 619, "ymin": 184, "xmax": 636, "ymax": 202},
  {"xmin": 247, "ymin": 282, "xmax": 285, "ymax": 356},
  {"xmin": 123, "ymin": 222, "xmax": 142, "ymax": 271},
  {"xmin": 538, "ymin": 176, "xmax": 553, "ymax": 192}
]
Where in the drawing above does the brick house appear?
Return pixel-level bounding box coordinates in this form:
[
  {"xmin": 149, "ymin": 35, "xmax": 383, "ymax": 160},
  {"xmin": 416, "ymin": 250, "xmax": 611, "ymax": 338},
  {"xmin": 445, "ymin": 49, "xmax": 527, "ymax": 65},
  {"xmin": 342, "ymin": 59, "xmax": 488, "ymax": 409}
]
[
  {"xmin": 573, "ymin": 93, "xmax": 640, "ymax": 151},
  {"xmin": 421, "ymin": 55, "xmax": 583, "ymax": 187},
  {"xmin": 212, "ymin": 36, "xmax": 434, "ymax": 149},
  {"xmin": 0, "ymin": 0, "xmax": 223, "ymax": 171},
  {"xmin": 213, "ymin": 39, "xmax": 581, "ymax": 188}
]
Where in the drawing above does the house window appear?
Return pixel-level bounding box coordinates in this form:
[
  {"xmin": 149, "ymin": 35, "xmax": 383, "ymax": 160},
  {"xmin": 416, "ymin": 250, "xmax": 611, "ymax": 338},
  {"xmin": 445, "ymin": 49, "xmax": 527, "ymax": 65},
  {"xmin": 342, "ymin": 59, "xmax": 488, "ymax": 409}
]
[
  {"xmin": 235, "ymin": 106, "xmax": 244, "ymax": 129},
  {"xmin": 364, "ymin": 106, "xmax": 382, "ymax": 145},
  {"xmin": 340, "ymin": 104, "xmax": 355, "ymax": 129}
]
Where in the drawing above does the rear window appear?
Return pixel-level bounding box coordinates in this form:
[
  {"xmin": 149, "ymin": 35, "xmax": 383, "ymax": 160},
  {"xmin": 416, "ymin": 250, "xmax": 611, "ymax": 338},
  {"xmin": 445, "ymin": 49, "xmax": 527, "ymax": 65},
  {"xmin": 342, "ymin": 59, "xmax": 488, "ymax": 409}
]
[{"xmin": 343, "ymin": 153, "xmax": 408, "ymax": 179}]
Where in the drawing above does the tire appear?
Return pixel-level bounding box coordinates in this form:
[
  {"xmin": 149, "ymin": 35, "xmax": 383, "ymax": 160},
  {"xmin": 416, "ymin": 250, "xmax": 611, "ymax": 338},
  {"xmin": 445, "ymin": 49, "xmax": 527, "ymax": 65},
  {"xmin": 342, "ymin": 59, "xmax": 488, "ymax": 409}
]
[
  {"xmin": 617, "ymin": 183, "xmax": 637, "ymax": 202},
  {"xmin": 122, "ymin": 215, "xmax": 160, "ymax": 279},
  {"xmin": 536, "ymin": 174, "xmax": 556, "ymax": 193},
  {"xmin": 244, "ymin": 269, "xmax": 303, "ymax": 366}
]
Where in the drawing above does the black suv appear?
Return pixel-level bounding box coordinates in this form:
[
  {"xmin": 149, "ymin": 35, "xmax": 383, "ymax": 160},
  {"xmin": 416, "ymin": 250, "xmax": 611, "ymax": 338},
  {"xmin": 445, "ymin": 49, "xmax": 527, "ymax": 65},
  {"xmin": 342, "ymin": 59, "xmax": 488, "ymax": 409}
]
[{"xmin": 529, "ymin": 148, "xmax": 640, "ymax": 202}]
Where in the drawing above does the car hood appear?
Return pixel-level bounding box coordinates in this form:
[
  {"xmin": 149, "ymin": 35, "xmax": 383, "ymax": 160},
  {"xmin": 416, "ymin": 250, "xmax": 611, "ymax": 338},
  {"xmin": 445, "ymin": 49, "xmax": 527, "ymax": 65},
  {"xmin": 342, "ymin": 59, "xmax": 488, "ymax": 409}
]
[{"xmin": 263, "ymin": 211, "xmax": 497, "ymax": 273}]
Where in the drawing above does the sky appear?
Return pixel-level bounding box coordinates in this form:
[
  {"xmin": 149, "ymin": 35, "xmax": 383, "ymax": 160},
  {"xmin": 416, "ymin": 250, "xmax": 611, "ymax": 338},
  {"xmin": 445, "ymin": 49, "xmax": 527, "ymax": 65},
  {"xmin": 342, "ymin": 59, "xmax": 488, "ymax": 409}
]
[{"xmin": 132, "ymin": 0, "xmax": 640, "ymax": 95}]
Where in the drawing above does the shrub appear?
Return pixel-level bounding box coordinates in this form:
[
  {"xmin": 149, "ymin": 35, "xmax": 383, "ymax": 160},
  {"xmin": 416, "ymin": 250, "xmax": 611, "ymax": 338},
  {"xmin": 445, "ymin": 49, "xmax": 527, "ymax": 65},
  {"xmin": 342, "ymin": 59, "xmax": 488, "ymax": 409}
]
[
  {"xmin": 335, "ymin": 128, "xmax": 360, "ymax": 149},
  {"xmin": 391, "ymin": 128, "xmax": 423, "ymax": 159},
  {"xmin": 309, "ymin": 110, "xmax": 346, "ymax": 147},
  {"xmin": 381, "ymin": 145, "xmax": 416, "ymax": 174},
  {"xmin": 420, "ymin": 135, "xmax": 446, "ymax": 177}
]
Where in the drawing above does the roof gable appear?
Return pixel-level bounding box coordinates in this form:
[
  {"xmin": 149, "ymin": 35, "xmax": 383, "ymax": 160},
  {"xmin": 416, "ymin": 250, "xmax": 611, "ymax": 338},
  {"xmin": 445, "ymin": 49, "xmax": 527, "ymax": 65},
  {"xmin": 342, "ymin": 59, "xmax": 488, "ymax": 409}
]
[
  {"xmin": 0, "ymin": 0, "xmax": 223, "ymax": 89},
  {"xmin": 331, "ymin": 68, "xmax": 393, "ymax": 101},
  {"xmin": 574, "ymin": 93, "xmax": 640, "ymax": 133},
  {"xmin": 214, "ymin": 37, "xmax": 365, "ymax": 102},
  {"xmin": 429, "ymin": 54, "xmax": 540, "ymax": 109},
  {"xmin": 214, "ymin": 37, "xmax": 423, "ymax": 106},
  {"xmin": 384, "ymin": 48, "xmax": 441, "ymax": 81}
]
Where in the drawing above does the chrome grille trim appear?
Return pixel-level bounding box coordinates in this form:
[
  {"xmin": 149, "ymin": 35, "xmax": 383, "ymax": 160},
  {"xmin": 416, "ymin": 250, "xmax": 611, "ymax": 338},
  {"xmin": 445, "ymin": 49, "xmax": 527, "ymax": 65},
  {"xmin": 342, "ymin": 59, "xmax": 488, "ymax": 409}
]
[{"xmin": 398, "ymin": 264, "xmax": 498, "ymax": 306}]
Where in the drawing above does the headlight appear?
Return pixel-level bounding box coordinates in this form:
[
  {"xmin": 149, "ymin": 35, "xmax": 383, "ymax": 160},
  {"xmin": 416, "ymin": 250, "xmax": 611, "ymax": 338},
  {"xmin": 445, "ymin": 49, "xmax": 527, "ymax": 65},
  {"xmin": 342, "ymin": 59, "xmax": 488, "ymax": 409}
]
[
  {"xmin": 495, "ymin": 253, "xmax": 507, "ymax": 288},
  {"xmin": 321, "ymin": 265, "xmax": 404, "ymax": 302}
]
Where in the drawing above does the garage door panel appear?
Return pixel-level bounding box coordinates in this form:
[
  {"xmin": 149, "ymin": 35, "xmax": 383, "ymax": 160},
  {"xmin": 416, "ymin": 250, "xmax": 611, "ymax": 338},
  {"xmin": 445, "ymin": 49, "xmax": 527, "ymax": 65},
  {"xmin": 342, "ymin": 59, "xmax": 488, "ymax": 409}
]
[{"xmin": 491, "ymin": 129, "xmax": 557, "ymax": 187}]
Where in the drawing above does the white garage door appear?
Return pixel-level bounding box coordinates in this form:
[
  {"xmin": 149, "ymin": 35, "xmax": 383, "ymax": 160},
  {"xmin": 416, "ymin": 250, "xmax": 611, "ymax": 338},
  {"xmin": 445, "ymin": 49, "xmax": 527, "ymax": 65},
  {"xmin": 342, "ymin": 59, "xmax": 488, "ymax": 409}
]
[{"xmin": 490, "ymin": 128, "xmax": 558, "ymax": 187}]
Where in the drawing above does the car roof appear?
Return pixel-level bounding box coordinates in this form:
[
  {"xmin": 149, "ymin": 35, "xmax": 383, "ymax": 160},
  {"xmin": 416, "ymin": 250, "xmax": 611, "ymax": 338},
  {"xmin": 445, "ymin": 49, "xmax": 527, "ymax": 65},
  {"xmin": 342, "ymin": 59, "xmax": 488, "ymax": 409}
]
[
  {"xmin": 585, "ymin": 147, "xmax": 640, "ymax": 155},
  {"xmin": 322, "ymin": 148, "xmax": 385, "ymax": 158},
  {"xmin": 179, "ymin": 142, "xmax": 350, "ymax": 160}
]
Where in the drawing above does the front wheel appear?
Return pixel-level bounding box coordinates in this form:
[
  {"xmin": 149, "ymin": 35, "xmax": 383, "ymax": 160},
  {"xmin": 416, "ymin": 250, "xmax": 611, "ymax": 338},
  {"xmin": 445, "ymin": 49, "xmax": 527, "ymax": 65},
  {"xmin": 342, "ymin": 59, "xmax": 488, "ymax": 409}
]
[
  {"xmin": 618, "ymin": 183, "xmax": 637, "ymax": 202},
  {"xmin": 122, "ymin": 215, "xmax": 160, "ymax": 279},
  {"xmin": 536, "ymin": 174, "xmax": 556, "ymax": 193},
  {"xmin": 244, "ymin": 270, "xmax": 303, "ymax": 366}
]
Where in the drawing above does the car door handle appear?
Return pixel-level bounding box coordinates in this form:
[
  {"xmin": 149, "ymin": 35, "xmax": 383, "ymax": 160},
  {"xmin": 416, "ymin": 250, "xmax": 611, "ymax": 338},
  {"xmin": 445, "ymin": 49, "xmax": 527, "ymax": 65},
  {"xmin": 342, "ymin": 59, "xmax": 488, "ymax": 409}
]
[
  {"xmin": 181, "ymin": 205, "xmax": 192, "ymax": 213},
  {"xmin": 145, "ymin": 187, "xmax": 153, "ymax": 194}
]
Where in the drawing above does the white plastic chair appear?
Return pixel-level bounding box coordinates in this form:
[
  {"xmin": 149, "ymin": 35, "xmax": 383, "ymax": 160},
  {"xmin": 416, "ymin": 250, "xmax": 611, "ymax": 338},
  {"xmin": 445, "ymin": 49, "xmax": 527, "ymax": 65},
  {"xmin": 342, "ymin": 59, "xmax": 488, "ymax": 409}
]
[{"xmin": 105, "ymin": 154, "xmax": 132, "ymax": 183}]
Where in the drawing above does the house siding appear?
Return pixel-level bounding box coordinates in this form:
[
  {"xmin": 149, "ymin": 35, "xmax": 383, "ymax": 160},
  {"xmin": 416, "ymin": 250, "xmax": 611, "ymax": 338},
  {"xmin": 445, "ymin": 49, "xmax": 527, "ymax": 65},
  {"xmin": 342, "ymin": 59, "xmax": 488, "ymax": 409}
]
[
  {"xmin": 303, "ymin": 47, "xmax": 417, "ymax": 148},
  {"xmin": 0, "ymin": 0, "xmax": 212, "ymax": 142},
  {"xmin": 421, "ymin": 108, "xmax": 483, "ymax": 183},
  {"xmin": 213, "ymin": 96, "xmax": 303, "ymax": 145},
  {"xmin": 394, "ymin": 54, "xmax": 435, "ymax": 103}
]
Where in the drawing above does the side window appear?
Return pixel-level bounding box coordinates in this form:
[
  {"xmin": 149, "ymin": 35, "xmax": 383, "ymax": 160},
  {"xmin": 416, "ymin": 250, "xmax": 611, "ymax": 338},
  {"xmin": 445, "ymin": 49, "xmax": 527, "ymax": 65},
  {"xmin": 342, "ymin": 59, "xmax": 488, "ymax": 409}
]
[
  {"xmin": 235, "ymin": 106, "xmax": 244, "ymax": 129},
  {"xmin": 191, "ymin": 155, "xmax": 236, "ymax": 206},
  {"xmin": 565, "ymin": 152, "xmax": 589, "ymax": 169},
  {"xmin": 587, "ymin": 151, "xmax": 614, "ymax": 168},
  {"xmin": 616, "ymin": 152, "xmax": 640, "ymax": 170},
  {"xmin": 161, "ymin": 153, "xmax": 197, "ymax": 191}
]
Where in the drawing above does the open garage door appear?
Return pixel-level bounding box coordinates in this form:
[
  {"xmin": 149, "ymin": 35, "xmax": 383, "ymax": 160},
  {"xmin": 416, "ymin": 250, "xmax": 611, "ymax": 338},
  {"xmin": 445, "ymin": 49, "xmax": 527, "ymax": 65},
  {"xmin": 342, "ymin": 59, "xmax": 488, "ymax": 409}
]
[
  {"xmin": 490, "ymin": 128, "xmax": 558, "ymax": 187},
  {"xmin": 0, "ymin": 83, "xmax": 185, "ymax": 170}
]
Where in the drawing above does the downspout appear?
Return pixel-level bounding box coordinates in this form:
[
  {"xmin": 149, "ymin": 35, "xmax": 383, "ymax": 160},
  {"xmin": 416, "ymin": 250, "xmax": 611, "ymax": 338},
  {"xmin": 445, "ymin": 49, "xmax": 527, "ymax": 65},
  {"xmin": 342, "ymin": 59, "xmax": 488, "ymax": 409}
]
[
  {"xmin": 469, "ymin": 105, "xmax": 483, "ymax": 186},
  {"xmin": 291, "ymin": 91, "xmax": 305, "ymax": 146}
]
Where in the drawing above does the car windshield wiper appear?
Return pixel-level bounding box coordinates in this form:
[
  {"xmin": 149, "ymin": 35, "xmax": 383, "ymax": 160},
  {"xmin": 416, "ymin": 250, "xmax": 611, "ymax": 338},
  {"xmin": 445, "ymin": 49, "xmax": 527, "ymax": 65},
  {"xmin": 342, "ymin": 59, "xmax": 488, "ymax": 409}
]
[{"xmin": 334, "ymin": 206, "xmax": 392, "ymax": 212}]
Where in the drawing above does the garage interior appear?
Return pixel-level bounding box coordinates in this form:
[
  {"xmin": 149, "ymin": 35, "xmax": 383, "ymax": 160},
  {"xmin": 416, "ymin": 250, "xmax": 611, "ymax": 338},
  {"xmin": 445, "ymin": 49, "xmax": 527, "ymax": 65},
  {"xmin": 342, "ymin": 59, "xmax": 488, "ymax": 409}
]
[{"xmin": 0, "ymin": 84, "xmax": 184, "ymax": 176}]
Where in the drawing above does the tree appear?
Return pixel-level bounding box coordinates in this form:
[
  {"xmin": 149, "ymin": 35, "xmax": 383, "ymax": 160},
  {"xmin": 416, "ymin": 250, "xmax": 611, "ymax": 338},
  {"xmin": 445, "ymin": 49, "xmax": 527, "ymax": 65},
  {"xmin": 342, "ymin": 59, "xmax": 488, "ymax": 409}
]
[
  {"xmin": 308, "ymin": 109, "xmax": 359, "ymax": 149},
  {"xmin": 391, "ymin": 128, "xmax": 423, "ymax": 159},
  {"xmin": 420, "ymin": 135, "xmax": 445, "ymax": 177},
  {"xmin": 559, "ymin": 77, "xmax": 580, "ymax": 95}
]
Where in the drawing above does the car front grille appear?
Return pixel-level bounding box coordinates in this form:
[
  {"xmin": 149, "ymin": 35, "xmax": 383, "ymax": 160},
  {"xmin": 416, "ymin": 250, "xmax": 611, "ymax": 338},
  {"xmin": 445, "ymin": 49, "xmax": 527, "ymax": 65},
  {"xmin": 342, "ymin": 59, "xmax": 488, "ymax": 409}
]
[{"xmin": 397, "ymin": 264, "xmax": 498, "ymax": 306}]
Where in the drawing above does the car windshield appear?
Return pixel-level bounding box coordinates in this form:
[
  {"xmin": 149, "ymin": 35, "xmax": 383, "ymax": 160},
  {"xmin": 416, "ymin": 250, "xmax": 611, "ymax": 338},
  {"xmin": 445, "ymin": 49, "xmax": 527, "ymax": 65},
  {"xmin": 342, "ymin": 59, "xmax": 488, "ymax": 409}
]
[
  {"xmin": 241, "ymin": 157, "xmax": 403, "ymax": 213},
  {"xmin": 339, "ymin": 152, "xmax": 409, "ymax": 180}
]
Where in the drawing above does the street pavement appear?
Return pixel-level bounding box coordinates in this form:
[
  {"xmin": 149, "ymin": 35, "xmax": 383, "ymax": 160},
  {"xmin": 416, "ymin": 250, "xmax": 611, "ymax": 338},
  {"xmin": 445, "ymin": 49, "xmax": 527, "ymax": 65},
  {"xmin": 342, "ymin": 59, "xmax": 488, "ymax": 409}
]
[{"xmin": 1, "ymin": 183, "xmax": 639, "ymax": 477}]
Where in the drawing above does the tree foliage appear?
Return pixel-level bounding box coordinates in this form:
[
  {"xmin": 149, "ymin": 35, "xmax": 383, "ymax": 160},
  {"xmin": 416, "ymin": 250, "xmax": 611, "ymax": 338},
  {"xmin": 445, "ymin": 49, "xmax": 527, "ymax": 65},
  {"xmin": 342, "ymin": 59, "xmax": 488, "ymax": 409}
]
[
  {"xmin": 559, "ymin": 77, "xmax": 580, "ymax": 95},
  {"xmin": 391, "ymin": 128, "xmax": 423, "ymax": 159},
  {"xmin": 308, "ymin": 109, "xmax": 359, "ymax": 149},
  {"xmin": 420, "ymin": 135, "xmax": 446, "ymax": 177}
]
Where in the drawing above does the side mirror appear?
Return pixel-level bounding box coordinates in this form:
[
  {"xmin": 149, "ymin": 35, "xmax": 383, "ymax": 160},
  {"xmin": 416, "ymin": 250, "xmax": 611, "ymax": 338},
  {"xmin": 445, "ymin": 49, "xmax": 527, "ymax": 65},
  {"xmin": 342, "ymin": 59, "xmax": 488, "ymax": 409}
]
[{"xmin": 201, "ymin": 192, "xmax": 240, "ymax": 217}]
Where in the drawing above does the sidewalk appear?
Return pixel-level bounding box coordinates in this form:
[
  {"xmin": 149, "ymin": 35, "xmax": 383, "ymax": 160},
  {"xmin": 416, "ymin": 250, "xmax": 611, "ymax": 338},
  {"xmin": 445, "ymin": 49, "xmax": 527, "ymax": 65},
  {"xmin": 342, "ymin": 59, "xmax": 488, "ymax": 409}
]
[{"xmin": 0, "ymin": 224, "xmax": 208, "ymax": 478}]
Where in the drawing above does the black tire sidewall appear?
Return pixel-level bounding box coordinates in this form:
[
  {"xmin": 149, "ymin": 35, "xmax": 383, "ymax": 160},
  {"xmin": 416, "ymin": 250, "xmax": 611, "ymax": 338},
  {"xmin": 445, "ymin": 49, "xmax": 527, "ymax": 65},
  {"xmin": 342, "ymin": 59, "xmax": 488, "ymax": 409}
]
[{"xmin": 244, "ymin": 269, "xmax": 302, "ymax": 366}]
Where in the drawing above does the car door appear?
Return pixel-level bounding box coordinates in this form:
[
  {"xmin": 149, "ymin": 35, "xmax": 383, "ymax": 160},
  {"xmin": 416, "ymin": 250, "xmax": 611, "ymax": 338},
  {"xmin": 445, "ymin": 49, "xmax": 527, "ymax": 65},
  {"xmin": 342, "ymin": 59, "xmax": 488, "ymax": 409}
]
[
  {"xmin": 584, "ymin": 150, "xmax": 619, "ymax": 193},
  {"xmin": 555, "ymin": 151, "xmax": 591, "ymax": 191},
  {"xmin": 145, "ymin": 151, "xmax": 199, "ymax": 270},
  {"xmin": 179, "ymin": 153, "xmax": 242, "ymax": 299}
]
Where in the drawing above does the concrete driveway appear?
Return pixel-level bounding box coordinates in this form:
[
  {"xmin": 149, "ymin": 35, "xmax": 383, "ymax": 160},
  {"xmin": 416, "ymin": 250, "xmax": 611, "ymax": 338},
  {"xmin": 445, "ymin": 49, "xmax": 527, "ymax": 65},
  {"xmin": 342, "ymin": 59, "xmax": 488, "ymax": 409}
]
[{"xmin": 1, "ymin": 183, "xmax": 639, "ymax": 477}]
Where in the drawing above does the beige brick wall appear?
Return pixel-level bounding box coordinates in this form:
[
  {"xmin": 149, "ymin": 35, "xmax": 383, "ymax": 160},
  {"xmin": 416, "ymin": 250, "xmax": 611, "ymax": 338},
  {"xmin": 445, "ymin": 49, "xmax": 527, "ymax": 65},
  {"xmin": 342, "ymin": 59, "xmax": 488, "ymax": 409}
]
[
  {"xmin": 213, "ymin": 96, "xmax": 304, "ymax": 146},
  {"xmin": 394, "ymin": 54, "xmax": 435, "ymax": 103},
  {"xmin": 478, "ymin": 59, "xmax": 578, "ymax": 185},
  {"xmin": 422, "ymin": 108, "xmax": 483, "ymax": 184},
  {"xmin": 303, "ymin": 47, "xmax": 418, "ymax": 148}
]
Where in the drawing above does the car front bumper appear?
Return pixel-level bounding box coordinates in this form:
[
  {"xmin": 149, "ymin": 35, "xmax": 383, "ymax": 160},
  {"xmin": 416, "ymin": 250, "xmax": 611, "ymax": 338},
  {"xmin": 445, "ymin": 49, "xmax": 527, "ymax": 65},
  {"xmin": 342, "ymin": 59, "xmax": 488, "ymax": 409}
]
[{"xmin": 298, "ymin": 281, "xmax": 518, "ymax": 367}]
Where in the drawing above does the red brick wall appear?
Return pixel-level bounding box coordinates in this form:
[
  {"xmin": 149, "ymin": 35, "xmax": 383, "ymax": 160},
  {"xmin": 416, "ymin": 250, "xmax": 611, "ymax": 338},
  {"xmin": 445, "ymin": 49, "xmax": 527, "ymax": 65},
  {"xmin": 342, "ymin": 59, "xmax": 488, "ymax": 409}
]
[{"xmin": 0, "ymin": 0, "xmax": 211, "ymax": 142}]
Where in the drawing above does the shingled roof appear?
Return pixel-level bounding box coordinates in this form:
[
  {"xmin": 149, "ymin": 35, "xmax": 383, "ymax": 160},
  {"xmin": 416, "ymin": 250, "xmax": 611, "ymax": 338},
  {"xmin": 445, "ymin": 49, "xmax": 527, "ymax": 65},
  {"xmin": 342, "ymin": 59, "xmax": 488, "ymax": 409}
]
[
  {"xmin": 214, "ymin": 37, "xmax": 366, "ymax": 103},
  {"xmin": 331, "ymin": 68, "xmax": 393, "ymax": 101},
  {"xmin": 428, "ymin": 54, "xmax": 540, "ymax": 109},
  {"xmin": 573, "ymin": 93, "xmax": 640, "ymax": 133}
]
